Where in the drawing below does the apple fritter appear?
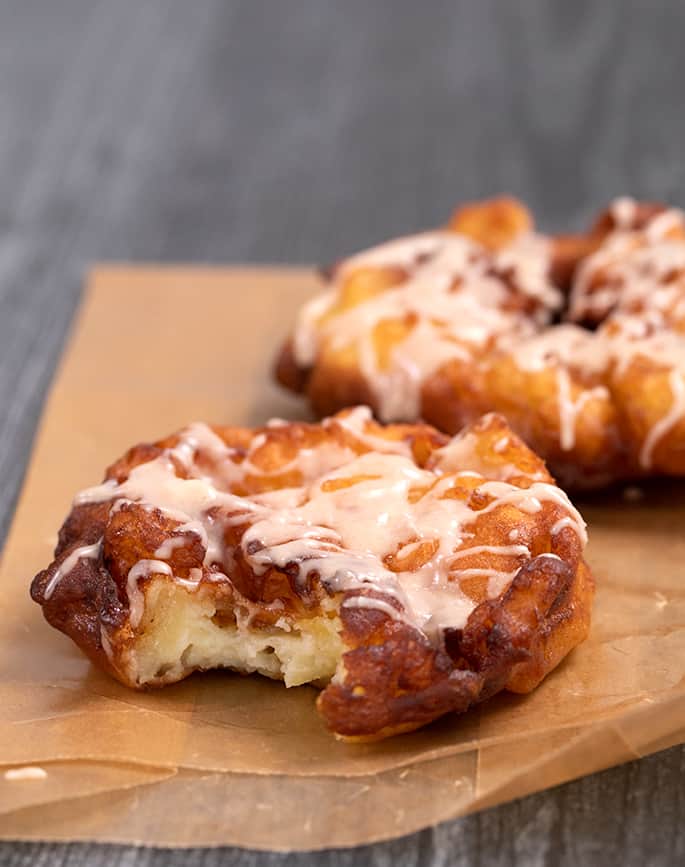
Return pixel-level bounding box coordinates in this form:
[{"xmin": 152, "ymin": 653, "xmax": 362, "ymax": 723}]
[
  {"xmin": 31, "ymin": 409, "xmax": 593, "ymax": 740},
  {"xmin": 276, "ymin": 196, "xmax": 685, "ymax": 488}
]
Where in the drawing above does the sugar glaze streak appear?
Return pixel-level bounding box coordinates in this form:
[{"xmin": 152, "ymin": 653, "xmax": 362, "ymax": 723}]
[{"xmin": 47, "ymin": 408, "xmax": 587, "ymax": 641}]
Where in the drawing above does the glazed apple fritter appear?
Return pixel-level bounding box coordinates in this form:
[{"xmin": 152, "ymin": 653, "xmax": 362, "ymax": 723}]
[
  {"xmin": 31, "ymin": 408, "xmax": 593, "ymax": 740},
  {"xmin": 276, "ymin": 196, "xmax": 685, "ymax": 488}
]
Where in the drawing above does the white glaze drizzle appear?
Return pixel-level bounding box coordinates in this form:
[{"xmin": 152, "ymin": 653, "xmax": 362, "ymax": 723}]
[
  {"xmin": 512, "ymin": 324, "xmax": 610, "ymax": 377},
  {"xmin": 293, "ymin": 229, "xmax": 559, "ymax": 420},
  {"xmin": 486, "ymin": 569, "xmax": 522, "ymax": 598},
  {"xmin": 639, "ymin": 369, "xmax": 685, "ymax": 468},
  {"xmin": 556, "ymin": 368, "xmax": 577, "ymax": 452},
  {"xmin": 291, "ymin": 199, "xmax": 685, "ymax": 470},
  {"xmin": 511, "ymin": 217, "xmax": 685, "ymax": 460},
  {"xmin": 570, "ymin": 198, "xmax": 685, "ymax": 322},
  {"xmin": 127, "ymin": 560, "xmax": 172, "ymax": 627},
  {"xmin": 428, "ymin": 425, "xmax": 549, "ymax": 482},
  {"xmin": 562, "ymin": 200, "xmax": 685, "ymax": 464},
  {"xmin": 43, "ymin": 540, "xmax": 102, "ymax": 600},
  {"xmin": 154, "ymin": 521, "xmax": 209, "ymax": 559},
  {"xmin": 450, "ymin": 543, "xmax": 530, "ymax": 561},
  {"xmin": 49, "ymin": 411, "xmax": 587, "ymax": 640},
  {"xmin": 555, "ymin": 368, "xmax": 609, "ymax": 452},
  {"xmin": 550, "ymin": 516, "xmax": 577, "ymax": 536}
]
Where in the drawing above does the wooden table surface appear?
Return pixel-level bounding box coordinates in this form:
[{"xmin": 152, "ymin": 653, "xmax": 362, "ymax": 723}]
[{"xmin": 2, "ymin": 1, "xmax": 684, "ymax": 864}]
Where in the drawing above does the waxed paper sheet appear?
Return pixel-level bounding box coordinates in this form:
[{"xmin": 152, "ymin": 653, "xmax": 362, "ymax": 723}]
[{"xmin": 0, "ymin": 266, "xmax": 683, "ymax": 850}]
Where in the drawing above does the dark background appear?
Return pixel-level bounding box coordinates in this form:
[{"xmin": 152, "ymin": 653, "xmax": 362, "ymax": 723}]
[{"xmin": 2, "ymin": 1, "xmax": 684, "ymax": 864}]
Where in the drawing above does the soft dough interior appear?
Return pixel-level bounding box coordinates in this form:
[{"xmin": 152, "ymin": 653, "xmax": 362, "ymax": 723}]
[{"xmin": 132, "ymin": 580, "xmax": 345, "ymax": 688}]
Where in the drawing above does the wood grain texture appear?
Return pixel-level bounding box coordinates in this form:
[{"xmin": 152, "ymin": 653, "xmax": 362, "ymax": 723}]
[{"xmin": 1, "ymin": 0, "xmax": 684, "ymax": 863}]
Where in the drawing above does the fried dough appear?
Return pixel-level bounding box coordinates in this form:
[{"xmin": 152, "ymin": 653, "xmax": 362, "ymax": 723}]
[
  {"xmin": 31, "ymin": 409, "xmax": 593, "ymax": 739},
  {"xmin": 276, "ymin": 197, "xmax": 685, "ymax": 487}
]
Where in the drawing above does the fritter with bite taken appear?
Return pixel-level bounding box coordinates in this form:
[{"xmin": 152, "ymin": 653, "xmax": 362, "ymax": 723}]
[{"xmin": 31, "ymin": 408, "xmax": 593, "ymax": 740}]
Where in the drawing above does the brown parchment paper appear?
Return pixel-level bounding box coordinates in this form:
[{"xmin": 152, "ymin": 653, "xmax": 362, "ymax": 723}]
[{"xmin": 0, "ymin": 266, "xmax": 684, "ymax": 850}]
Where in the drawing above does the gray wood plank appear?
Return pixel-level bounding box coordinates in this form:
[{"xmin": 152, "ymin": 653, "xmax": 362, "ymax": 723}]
[{"xmin": 1, "ymin": 0, "xmax": 684, "ymax": 863}]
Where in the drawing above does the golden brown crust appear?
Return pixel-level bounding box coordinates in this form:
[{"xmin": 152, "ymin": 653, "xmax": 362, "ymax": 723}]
[
  {"xmin": 448, "ymin": 196, "xmax": 534, "ymax": 250},
  {"xmin": 319, "ymin": 553, "xmax": 588, "ymax": 739},
  {"xmin": 273, "ymin": 339, "xmax": 311, "ymax": 395},
  {"xmin": 506, "ymin": 559, "xmax": 594, "ymax": 693},
  {"xmin": 31, "ymin": 410, "xmax": 593, "ymax": 740},
  {"xmin": 429, "ymin": 353, "xmax": 628, "ymax": 487},
  {"xmin": 276, "ymin": 196, "xmax": 685, "ymax": 489}
]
